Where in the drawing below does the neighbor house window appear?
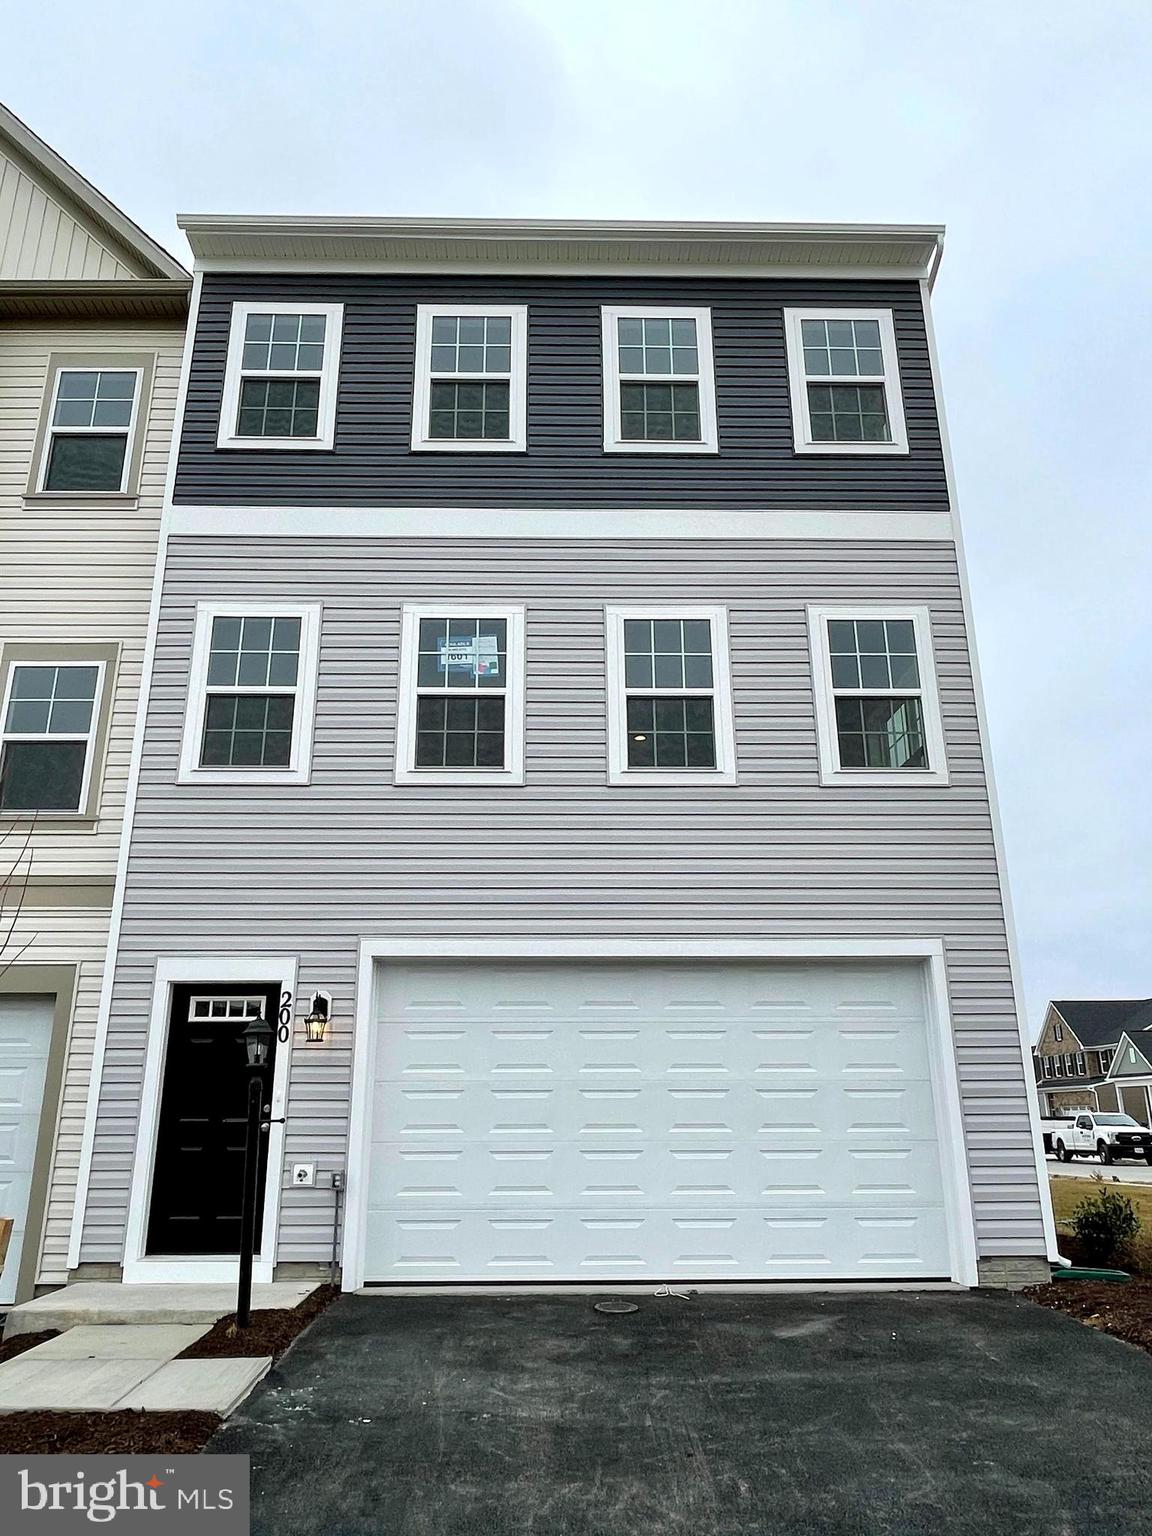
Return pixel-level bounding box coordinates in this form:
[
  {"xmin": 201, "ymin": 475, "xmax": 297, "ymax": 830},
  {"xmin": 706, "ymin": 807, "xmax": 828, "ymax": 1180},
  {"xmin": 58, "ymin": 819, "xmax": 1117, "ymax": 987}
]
[
  {"xmin": 1100, "ymin": 1050, "xmax": 1114, "ymax": 1072},
  {"xmin": 35, "ymin": 365, "xmax": 143, "ymax": 493},
  {"xmin": 1074, "ymin": 1053, "xmax": 1086, "ymax": 1076},
  {"xmin": 1053, "ymin": 1022, "xmax": 1063, "ymax": 1042},
  {"xmin": 411, "ymin": 305, "xmax": 527, "ymax": 452},
  {"xmin": 179, "ymin": 603, "xmax": 321, "ymax": 784},
  {"xmin": 784, "ymin": 308, "xmax": 907, "ymax": 454},
  {"xmin": 0, "ymin": 660, "xmax": 105, "ymax": 813},
  {"xmin": 807, "ymin": 606, "xmax": 948, "ymax": 786},
  {"xmin": 605, "ymin": 606, "xmax": 736, "ymax": 785},
  {"xmin": 601, "ymin": 308, "xmax": 718, "ymax": 453},
  {"xmin": 396, "ymin": 604, "xmax": 526, "ymax": 784},
  {"xmin": 218, "ymin": 302, "xmax": 343, "ymax": 449}
]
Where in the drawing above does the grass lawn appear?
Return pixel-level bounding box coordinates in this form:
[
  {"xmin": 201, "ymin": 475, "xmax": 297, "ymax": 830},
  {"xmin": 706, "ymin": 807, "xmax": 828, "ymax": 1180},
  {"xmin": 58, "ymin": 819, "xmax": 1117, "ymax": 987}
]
[{"xmin": 1049, "ymin": 1174, "xmax": 1152, "ymax": 1230}]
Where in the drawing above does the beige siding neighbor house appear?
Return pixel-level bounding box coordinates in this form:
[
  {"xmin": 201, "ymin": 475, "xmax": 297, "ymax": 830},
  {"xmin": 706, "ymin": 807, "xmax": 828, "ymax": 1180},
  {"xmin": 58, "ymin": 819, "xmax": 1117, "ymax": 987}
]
[{"xmin": 0, "ymin": 102, "xmax": 188, "ymax": 1301}]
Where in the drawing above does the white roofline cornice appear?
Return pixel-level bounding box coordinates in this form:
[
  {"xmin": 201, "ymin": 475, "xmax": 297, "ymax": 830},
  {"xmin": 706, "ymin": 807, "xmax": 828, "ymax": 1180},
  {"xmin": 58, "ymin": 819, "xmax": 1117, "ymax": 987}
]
[{"xmin": 175, "ymin": 215, "xmax": 945, "ymax": 278}]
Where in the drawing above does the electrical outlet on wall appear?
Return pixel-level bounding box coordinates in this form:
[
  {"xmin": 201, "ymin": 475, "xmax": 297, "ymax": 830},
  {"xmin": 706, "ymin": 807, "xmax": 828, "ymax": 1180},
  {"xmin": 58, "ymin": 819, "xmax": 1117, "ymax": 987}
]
[{"xmin": 292, "ymin": 1163, "xmax": 316, "ymax": 1187}]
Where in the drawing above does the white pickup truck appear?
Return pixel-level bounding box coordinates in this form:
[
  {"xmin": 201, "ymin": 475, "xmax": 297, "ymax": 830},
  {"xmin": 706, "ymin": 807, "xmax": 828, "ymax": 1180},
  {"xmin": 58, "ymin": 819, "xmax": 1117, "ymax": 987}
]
[{"xmin": 1041, "ymin": 1110, "xmax": 1152, "ymax": 1164}]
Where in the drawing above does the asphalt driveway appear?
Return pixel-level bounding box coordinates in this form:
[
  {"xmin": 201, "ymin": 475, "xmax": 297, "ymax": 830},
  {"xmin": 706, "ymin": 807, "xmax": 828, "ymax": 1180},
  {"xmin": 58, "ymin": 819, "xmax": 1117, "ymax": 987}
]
[{"xmin": 212, "ymin": 1290, "xmax": 1152, "ymax": 1535}]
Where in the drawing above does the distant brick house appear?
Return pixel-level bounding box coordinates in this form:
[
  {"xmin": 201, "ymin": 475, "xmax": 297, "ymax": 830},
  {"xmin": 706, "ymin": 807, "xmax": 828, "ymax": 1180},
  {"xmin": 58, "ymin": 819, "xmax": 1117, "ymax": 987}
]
[{"xmin": 1034, "ymin": 1000, "xmax": 1152, "ymax": 1123}]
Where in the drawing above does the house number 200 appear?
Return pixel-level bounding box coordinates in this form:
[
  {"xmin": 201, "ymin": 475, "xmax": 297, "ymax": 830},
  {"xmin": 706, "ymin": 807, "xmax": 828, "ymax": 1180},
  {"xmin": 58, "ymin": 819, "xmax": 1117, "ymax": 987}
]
[{"xmin": 277, "ymin": 990, "xmax": 293, "ymax": 1043}]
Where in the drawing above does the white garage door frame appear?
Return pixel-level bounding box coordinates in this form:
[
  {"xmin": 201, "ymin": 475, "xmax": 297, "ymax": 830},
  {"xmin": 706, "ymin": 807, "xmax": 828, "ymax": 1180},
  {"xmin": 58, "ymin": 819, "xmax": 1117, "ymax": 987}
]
[{"xmin": 344, "ymin": 937, "xmax": 979, "ymax": 1290}]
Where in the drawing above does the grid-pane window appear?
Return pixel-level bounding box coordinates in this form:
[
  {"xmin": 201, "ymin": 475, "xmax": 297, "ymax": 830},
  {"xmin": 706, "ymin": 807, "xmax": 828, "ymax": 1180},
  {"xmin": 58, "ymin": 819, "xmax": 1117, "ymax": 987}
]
[
  {"xmin": 827, "ymin": 618, "xmax": 929, "ymax": 771},
  {"xmin": 224, "ymin": 306, "xmax": 339, "ymax": 445},
  {"xmin": 800, "ymin": 317, "xmax": 891, "ymax": 444},
  {"xmin": 42, "ymin": 369, "xmax": 138, "ymax": 491},
  {"xmin": 198, "ymin": 615, "xmax": 301, "ymax": 769},
  {"xmin": 616, "ymin": 316, "xmax": 702, "ymax": 443},
  {"xmin": 422, "ymin": 312, "xmax": 517, "ymax": 443},
  {"xmin": 412, "ymin": 616, "xmax": 508, "ymax": 769},
  {"xmin": 0, "ymin": 663, "xmax": 100, "ymax": 811},
  {"xmin": 190, "ymin": 996, "xmax": 265, "ymax": 1021},
  {"xmin": 622, "ymin": 618, "xmax": 717, "ymax": 769},
  {"xmin": 786, "ymin": 309, "xmax": 906, "ymax": 453}
]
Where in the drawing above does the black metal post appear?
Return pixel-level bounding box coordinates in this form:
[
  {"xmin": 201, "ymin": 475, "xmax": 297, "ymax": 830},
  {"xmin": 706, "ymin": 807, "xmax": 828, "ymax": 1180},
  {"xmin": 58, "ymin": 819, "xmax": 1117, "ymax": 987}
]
[{"xmin": 236, "ymin": 1071, "xmax": 264, "ymax": 1330}]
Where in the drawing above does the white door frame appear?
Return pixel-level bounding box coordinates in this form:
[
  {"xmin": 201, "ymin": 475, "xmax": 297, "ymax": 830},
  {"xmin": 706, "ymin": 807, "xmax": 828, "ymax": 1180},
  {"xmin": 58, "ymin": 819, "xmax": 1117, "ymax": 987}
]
[
  {"xmin": 122, "ymin": 954, "xmax": 297, "ymax": 1285},
  {"xmin": 343, "ymin": 936, "xmax": 979, "ymax": 1290}
]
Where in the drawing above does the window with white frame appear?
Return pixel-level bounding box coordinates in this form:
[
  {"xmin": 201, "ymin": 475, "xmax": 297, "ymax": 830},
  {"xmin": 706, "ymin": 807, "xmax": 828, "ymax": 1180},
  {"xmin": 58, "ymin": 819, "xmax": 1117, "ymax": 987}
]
[
  {"xmin": 189, "ymin": 995, "xmax": 265, "ymax": 1021},
  {"xmin": 1053, "ymin": 1022, "xmax": 1063, "ymax": 1042},
  {"xmin": 396, "ymin": 604, "xmax": 525, "ymax": 784},
  {"xmin": 37, "ymin": 366, "xmax": 142, "ymax": 492},
  {"xmin": 601, "ymin": 307, "xmax": 718, "ymax": 453},
  {"xmin": 807, "ymin": 606, "xmax": 948, "ymax": 786},
  {"xmin": 784, "ymin": 308, "xmax": 907, "ymax": 454},
  {"xmin": 218, "ymin": 302, "xmax": 343, "ymax": 450},
  {"xmin": 0, "ymin": 661, "xmax": 104, "ymax": 812},
  {"xmin": 411, "ymin": 305, "xmax": 527, "ymax": 452},
  {"xmin": 605, "ymin": 606, "xmax": 736, "ymax": 785},
  {"xmin": 179, "ymin": 604, "xmax": 321, "ymax": 784},
  {"xmin": 1100, "ymin": 1049, "xmax": 1114, "ymax": 1073}
]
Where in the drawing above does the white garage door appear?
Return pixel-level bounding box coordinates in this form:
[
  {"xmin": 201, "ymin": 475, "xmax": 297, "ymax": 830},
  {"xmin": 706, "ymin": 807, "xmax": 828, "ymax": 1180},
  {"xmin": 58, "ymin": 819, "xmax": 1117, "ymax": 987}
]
[
  {"xmin": 0, "ymin": 995, "xmax": 54, "ymax": 1305},
  {"xmin": 364, "ymin": 960, "xmax": 953, "ymax": 1283}
]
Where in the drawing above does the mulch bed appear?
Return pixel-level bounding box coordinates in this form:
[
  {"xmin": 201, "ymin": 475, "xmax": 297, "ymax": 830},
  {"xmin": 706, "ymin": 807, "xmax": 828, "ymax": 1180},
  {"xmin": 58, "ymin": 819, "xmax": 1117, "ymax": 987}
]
[
  {"xmin": 0, "ymin": 1411, "xmax": 220, "ymax": 1456},
  {"xmin": 1024, "ymin": 1276, "xmax": 1152, "ymax": 1354},
  {"xmin": 177, "ymin": 1283, "xmax": 338, "ymax": 1361},
  {"xmin": 0, "ymin": 1329, "xmax": 59, "ymax": 1366}
]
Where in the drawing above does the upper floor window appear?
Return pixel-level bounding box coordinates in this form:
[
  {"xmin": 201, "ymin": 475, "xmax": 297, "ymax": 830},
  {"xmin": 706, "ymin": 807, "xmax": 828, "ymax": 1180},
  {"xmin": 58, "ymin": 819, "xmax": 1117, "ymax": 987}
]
[
  {"xmin": 1074, "ymin": 1052, "xmax": 1086, "ymax": 1076},
  {"xmin": 605, "ymin": 606, "xmax": 736, "ymax": 785},
  {"xmin": 0, "ymin": 653, "xmax": 112, "ymax": 815},
  {"xmin": 784, "ymin": 308, "xmax": 907, "ymax": 455},
  {"xmin": 601, "ymin": 307, "xmax": 718, "ymax": 453},
  {"xmin": 179, "ymin": 603, "xmax": 321, "ymax": 784},
  {"xmin": 412, "ymin": 306, "xmax": 527, "ymax": 452},
  {"xmin": 395, "ymin": 604, "xmax": 525, "ymax": 784},
  {"xmin": 1053, "ymin": 1022, "xmax": 1063, "ymax": 1042},
  {"xmin": 34, "ymin": 362, "xmax": 145, "ymax": 494},
  {"xmin": 1100, "ymin": 1049, "xmax": 1114, "ymax": 1073},
  {"xmin": 218, "ymin": 302, "xmax": 343, "ymax": 450},
  {"xmin": 807, "ymin": 606, "xmax": 948, "ymax": 786}
]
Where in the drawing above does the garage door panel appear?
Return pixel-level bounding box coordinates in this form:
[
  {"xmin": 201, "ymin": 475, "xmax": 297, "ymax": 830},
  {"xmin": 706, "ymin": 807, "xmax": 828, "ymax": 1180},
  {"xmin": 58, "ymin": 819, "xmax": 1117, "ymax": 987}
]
[
  {"xmin": 366, "ymin": 1205, "xmax": 951, "ymax": 1281},
  {"xmin": 368, "ymin": 1137, "xmax": 947, "ymax": 1211},
  {"xmin": 374, "ymin": 1077, "xmax": 939, "ymax": 1147},
  {"xmin": 365, "ymin": 960, "xmax": 953, "ymax": 1283}
]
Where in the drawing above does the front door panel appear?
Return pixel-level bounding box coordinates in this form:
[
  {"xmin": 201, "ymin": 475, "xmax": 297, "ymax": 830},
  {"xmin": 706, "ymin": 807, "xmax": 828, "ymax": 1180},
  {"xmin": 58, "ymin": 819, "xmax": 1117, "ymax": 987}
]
[{"xmin": 145, "ymin": 983, "xmax": 280, "ymax": 1256}]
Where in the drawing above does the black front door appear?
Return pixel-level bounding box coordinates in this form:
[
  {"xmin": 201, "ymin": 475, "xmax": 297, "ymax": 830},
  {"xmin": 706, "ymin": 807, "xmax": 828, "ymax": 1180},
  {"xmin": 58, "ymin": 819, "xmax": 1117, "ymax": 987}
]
[{"xmin": 145, "ymin": 982, "xmax": 280, "ymax": 1256}]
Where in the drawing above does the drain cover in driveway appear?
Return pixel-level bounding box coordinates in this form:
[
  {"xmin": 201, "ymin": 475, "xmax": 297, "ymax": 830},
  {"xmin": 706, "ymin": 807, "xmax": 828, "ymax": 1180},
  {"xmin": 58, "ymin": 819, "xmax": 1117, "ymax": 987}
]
[{"xmin": 593, "ymin": 1300, "xmax": 639, "ymax": 1315}]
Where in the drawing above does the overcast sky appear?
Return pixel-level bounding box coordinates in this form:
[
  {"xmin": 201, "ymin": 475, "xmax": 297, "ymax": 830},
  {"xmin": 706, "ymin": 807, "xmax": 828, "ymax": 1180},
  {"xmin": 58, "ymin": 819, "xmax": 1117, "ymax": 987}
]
[{"xmin": 5, "ymin": 1, "xmax": 1150, "ymax": 1032}]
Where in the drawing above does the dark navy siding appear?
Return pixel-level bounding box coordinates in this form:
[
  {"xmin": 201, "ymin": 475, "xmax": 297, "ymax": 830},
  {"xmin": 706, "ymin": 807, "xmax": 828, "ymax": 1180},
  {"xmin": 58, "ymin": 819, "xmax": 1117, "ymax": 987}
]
[{"xmin": 174, "ymin": 274, "xmax": 948, "ymax": 509}]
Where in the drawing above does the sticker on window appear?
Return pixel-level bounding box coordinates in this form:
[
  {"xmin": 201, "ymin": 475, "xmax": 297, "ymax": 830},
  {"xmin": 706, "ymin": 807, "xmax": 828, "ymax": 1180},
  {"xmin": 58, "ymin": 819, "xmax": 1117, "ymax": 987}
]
[{"xmin": 439, "ymin": 636, "xmax": 500, "ymax": 677}]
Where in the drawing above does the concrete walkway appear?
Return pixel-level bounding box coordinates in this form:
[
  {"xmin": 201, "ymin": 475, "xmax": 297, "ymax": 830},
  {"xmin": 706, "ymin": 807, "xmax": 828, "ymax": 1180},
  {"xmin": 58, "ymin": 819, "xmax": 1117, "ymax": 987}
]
[
  {"xmin": 3, "ymin": 1280, "xmax": 315, "ymax": 1338},
  {"xmin": 0, "ymin": 1324, "xmax": 271, "ymax": 1413},
  {"xmin": 213, "ymin": 1291, "xmax": 1152, "ymax": 1536}
]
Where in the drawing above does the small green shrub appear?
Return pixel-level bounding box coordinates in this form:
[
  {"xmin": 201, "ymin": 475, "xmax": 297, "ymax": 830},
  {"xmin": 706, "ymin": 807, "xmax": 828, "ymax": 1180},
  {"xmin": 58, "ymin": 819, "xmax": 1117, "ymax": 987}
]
[{"xmin": 1068, "ymin": 1185, "xmax": 1141, "ymax": 1265}]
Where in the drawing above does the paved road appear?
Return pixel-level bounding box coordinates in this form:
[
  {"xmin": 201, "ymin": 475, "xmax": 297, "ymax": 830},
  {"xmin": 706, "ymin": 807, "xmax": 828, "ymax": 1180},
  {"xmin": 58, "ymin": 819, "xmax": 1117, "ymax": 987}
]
[
  {"xmin": 214, "ymin": 1290, "xmax": 1152, "ymax": 1535},
  {"xmin": 1047, "ymin": 1154, "xmax": 1152, "ymax": 1182}
]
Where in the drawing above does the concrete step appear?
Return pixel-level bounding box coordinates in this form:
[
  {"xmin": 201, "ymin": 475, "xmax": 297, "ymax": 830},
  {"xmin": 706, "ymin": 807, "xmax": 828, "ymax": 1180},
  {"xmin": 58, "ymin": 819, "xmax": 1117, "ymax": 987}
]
[{"xmin": 3, "ymin": 1280, "xmax": 315, "ymax": 1338}]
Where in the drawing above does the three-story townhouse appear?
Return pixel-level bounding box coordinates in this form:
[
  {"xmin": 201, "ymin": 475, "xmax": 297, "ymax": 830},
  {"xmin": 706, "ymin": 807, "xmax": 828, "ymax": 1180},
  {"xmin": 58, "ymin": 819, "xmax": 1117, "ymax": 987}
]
[
  {"xmin": 0, "ymin": 103, "xmax": 188, "ymax": 1302},
  {"xmin": 70, "ymin": 218, "xmax": 1054, "ymax": 1293}
]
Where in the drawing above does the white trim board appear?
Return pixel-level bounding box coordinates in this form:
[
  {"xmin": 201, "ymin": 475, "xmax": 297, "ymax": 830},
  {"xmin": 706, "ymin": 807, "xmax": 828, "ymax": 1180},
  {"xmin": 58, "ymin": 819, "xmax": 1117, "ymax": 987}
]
[
  {"xmin": 69, "ymin": 269, "xmax": 205, "ymax": 1272},
  {"xmin": 918, "ymin": 276, "xmax": 1059, "ymax": 1265},
  {"xmin": 342, "ymin": 935, "xmax": 979, "ymax": 1292},
  {"xmin": 120, "ymin": 954, "xmax": 298, "ymax": 1287},
  {"xmin": 166, "ymin": 507, "xmax": 956, "ymax": 542}
]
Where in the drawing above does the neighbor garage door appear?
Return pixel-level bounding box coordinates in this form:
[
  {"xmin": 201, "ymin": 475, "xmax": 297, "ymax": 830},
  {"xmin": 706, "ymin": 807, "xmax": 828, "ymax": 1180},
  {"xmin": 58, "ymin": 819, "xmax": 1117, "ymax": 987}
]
[
  {"xmin": 364, "ymin": 960, "xmax": 953, "ymax": 1283},
  {"xmin": 0, "ymin": 994, "xmax": 54, "ymax": 1305}
]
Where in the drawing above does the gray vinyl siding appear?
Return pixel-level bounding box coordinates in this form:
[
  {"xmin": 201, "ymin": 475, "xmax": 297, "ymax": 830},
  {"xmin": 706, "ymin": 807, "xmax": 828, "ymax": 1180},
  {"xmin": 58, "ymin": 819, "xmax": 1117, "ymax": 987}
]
[
  {"xmin": 83, "ymin": 535, "xmax": 1044, "ymax": 1264},
  {"xmin": 174, "ymin": 275, "xmax": 948, "ymax": 510}
]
